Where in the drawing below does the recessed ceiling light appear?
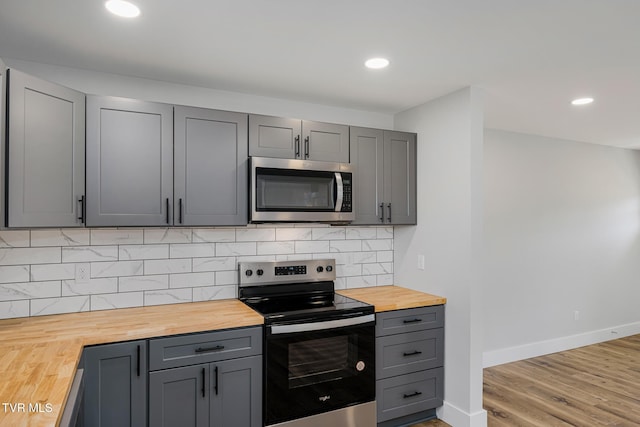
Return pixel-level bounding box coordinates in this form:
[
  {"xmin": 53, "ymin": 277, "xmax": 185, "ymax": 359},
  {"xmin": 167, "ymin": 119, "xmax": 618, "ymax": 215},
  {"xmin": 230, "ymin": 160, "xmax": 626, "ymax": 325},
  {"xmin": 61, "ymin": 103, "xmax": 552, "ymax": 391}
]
[
  {"xmin": 571, "ymin": 97, "xmax": 594, "ymax": 106},
  {"xmin": 365, "ymin": 58, "xmax": 389, "ymax": 69},
  {"xmin": 105, "ymin": 0, "xmax": 140, "ymax": 18}
]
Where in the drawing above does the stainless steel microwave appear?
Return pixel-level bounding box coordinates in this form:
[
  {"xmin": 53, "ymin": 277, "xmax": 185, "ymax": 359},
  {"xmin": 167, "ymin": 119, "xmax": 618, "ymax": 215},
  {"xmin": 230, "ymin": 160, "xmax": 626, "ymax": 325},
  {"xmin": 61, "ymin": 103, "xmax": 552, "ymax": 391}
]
[{"xmin": 250, "ymin": 157, "xmax": 354, "ymax": 223}]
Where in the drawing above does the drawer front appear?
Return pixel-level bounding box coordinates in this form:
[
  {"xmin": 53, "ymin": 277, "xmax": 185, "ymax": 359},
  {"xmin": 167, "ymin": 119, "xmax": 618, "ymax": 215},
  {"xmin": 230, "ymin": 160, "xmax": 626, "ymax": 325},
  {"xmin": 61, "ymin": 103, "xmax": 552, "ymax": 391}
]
[
  {"xmin": 376, "ymin": 305, "xmax": 444, "ymax": 337},
  {"xmin": 376, "ymin": 367, "xmax": 444, "ymax": 423},
  {"xmin": 149, "ymin": 326, "xmax": 262, "ymax": 371},
  {"xmin": 376, "ymin": 328, "xmax": 444, "ymax": 379}
]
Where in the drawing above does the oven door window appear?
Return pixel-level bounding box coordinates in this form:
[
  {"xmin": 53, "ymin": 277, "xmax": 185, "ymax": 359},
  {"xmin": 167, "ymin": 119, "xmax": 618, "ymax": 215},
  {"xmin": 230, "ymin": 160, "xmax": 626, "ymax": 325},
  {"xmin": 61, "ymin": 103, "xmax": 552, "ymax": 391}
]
[
  {"xmin": 288, "ymin": 335, "xmax": 354, "ymax": 388},
  {"xmin": 256, "ymin": 168, "xmax": 336, "ymax": 212},
  {"xmin": 264, "ymin": 324, "xmax": 375, "ymax": 425}
]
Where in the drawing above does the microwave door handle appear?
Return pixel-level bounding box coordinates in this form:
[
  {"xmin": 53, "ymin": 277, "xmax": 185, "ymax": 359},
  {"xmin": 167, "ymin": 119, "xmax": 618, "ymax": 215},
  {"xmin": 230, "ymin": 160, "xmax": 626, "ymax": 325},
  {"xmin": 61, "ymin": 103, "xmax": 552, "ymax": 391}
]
[{"xmin": 334, "ymin": 173, "xmax": 344, "ymax": 212}]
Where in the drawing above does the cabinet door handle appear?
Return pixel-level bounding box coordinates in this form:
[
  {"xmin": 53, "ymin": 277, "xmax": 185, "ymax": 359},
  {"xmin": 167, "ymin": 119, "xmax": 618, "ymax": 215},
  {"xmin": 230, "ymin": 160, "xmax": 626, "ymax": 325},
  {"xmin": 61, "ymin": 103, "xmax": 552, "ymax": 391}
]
[
  {"xmin": 403, "ymin": 391, "xmax": 422, "ymax": 399},
  {"xmin": 178, "ymin": 198, "xmax": 183, "ymax": 224},
  {"xmin": 295, "ymin": 135, "xmax": 300, "ymax": 158},
  {"xmin": 403, "ymin": 318, "xmax": 422, "ymax": 324},
  {"xmin": 201, "ymin": 367, "xmax": 206, "ymax": 398},
  {"xmin": 387, "ymin": 203, "xmax": 392, "ymax": 223},
  {"xmin": 165, "ymin": 198, "xmax": 170, "ymax": 224},
  {"xmin": 194, "ymin": 345, "xmax": 225, "ymax": 354},
  {"xmin": 77, "ymin": 196, "xmax": 85, "ymax": 223},
  {"xmin": 379, "ymin": 203, "xmax": 385, "ymax": 223},
  {"xmin": 304, "ymin": 136, "xmax": 310, "ymax": 158},
  {"xmin": 403, "ymin": 350, "xmax": 423, "ymax": 357},
  {"xmin": 136, "ymin": 345, "xmax": 141, "ymax": 377},
  {"xmin": 214, "ymin": 366, "xmax": 219, "ymax": 395}
]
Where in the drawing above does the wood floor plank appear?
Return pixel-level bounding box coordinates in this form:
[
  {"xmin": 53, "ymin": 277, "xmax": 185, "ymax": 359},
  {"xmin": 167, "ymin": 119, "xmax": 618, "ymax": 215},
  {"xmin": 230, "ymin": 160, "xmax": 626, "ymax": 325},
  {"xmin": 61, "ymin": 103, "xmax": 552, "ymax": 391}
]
[{"xmin": 484, "ymin": 334, "xmax": 640, "ymax": 426}]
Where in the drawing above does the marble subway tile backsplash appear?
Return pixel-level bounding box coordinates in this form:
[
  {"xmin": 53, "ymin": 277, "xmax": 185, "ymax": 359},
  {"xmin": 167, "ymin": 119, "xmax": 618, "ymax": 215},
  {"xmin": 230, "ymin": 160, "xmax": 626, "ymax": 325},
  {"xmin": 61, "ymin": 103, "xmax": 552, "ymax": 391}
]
[{"xmin": 0, "ymin": 225, "xmax": 394, "ymax": 319}]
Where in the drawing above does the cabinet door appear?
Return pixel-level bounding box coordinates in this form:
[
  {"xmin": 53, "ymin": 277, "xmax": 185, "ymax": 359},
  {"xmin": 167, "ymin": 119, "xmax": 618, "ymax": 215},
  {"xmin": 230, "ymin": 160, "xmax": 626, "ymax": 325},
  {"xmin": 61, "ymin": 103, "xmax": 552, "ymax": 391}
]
[
  {"xmin": 174, "ymin": 107, "xmax": 248, "ymax": 226},
  {"xmin": 383, "ymin": 130, "xmax": 417, "ymax": 225},
  {"xmin": 248, "ymin": 114, "xmax": 301, "ymax": 159},
  {"xmin": 84, "ymin": 341, "xmax": 147, "ymax": 427},
  {"xmin": 149, "ymin": 364, "xmax": 209, "ymax": 427},
  {"xmin": 7, "ymin": 69, "xmax": 85, "ymax": 227},
  {"xmin": 302, "ymin": 120, "xmax": 349, "ymax": 162},
  {"xmin": 349, "ymin": 127, "xmax": 384, "ymax": 225},
  {"xmin": 210, "ymin": 356, "xmax": 262, "ymax": 427},
  {"xmin": 86, "ymin": 96, "xmax": 173, "ymax": 226}
]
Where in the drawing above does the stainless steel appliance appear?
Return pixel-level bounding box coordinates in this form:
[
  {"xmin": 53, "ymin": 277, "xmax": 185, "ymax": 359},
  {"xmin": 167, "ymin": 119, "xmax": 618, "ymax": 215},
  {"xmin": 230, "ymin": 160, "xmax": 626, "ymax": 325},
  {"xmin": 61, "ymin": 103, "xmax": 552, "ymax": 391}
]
[
  {"xmin": 250, "ymin": 157, "xmax": 354, "ymax": 223},
  {"xmin": 238, "ymin": 259, "xmax": 376, "ymax": 427}
]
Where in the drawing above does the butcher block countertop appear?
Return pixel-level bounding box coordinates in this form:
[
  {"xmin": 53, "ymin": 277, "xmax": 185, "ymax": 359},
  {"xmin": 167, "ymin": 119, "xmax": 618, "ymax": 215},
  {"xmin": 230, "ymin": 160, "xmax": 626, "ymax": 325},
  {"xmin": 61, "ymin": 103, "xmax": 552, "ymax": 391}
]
[
  {"xmin": 0, "ymin": 299, "xmax": 263, "ymax": 427},
  {"xmin": 0, "ymin": 285, "xmax": 444, "ymax": 426},
  {"xmin": 337, "ymin": 285, "xmax": 446, "ymax": 311}
]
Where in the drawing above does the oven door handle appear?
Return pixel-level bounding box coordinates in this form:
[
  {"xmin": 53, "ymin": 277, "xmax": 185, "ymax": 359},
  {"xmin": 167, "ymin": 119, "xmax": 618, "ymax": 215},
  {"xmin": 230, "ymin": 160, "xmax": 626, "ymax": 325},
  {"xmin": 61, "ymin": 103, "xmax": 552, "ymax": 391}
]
[{"xmin": 270, "ymin": 313, "xmax": 375, "ymax": 334}]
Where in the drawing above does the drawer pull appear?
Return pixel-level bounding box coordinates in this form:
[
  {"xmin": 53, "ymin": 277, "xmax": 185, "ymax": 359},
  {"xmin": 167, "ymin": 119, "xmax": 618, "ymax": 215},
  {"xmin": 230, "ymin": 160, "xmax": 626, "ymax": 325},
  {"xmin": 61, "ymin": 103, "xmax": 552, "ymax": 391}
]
[
  {"xmin": 195, "ymin": 345, "xmax": 225, "ymax": 354},
  {"xmin": 403, "ymin": 391, "xmax": 423, "ymax": 399},
  {"xmin": 403, "ymin": 350, "xmax": 423, "ymax": 357},
  {"xmin": 403, "ymin": 318, "xmax": 422, "ymax": 324}
]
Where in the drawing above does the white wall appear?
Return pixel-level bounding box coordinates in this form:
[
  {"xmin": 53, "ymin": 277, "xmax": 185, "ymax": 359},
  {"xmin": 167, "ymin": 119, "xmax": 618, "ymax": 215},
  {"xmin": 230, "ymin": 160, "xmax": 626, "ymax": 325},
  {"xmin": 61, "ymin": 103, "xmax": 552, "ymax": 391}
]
[
  {"xmin": 3, "ymin": 58, "xmax": 393, "ymax": 129},
  {"xmin": 394, "ymin": 88, "xmax": 486, "ymax": 427},
  {"xmin": 483, "ymin": 129, "xmax": 640, "ymax": 366}
]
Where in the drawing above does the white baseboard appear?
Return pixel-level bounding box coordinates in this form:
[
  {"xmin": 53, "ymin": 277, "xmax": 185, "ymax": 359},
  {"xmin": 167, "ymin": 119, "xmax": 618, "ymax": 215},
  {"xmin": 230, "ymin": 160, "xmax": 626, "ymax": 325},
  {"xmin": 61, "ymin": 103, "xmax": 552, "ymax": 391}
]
[
  {"xmin": 438, "ymin": 402, "xmax": 487, "ymax": 427},
  {"xmin": 483, "ymin": 320, "xmax": 640, "ymax": 368}
]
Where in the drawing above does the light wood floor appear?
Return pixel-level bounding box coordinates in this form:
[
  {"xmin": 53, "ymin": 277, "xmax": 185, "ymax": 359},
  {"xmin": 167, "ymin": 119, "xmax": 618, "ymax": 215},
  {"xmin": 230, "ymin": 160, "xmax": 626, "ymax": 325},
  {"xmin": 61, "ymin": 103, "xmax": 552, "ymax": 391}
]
[{"xmin": 411, "ymin": 334, "xmax": 640, "ymax": 427}]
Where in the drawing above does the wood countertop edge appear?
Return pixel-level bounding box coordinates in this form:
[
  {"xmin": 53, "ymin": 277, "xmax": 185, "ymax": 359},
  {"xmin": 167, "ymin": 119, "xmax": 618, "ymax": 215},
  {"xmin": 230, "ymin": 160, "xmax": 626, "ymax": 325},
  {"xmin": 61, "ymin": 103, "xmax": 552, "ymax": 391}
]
[{"xmin": 337, "ymin": 285, "xmax": 446, "ymax": 312}]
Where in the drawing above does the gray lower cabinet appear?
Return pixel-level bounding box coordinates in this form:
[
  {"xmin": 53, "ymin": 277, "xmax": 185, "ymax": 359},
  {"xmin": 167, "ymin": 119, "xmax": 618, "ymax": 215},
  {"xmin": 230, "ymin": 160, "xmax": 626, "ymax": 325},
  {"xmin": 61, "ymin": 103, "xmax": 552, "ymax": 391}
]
[
  {"xmin": 376, "ymin": 306, "xmax": 444, "ymax": 426},
  {"xmin": 148, "ymin": 326, "xmax": 262, "ymax": 427},
  {"xmin": 86, "ymin": 96, "xmax": 173, "ymax": 226},
  {"xmin": 83, "ymin": 340, "xmax": 147, "ymax": 427},
  {"xmin": 149, "ymin": 356, "xmax": 261, "ymax": 427},
  {"xmin": 350, "ymin": 127, "xmax": 417, "ymax": 225},
  {"xmin": 249, "ymin": 114, "xmax": 349, "ymax": 162},
  {"xmin": 5, "ymin": 68, "xmax": 85, "ymax": 227},
  {"xmin": 174, "ymin": 106, "xmax": 248, "ymax": 226}
]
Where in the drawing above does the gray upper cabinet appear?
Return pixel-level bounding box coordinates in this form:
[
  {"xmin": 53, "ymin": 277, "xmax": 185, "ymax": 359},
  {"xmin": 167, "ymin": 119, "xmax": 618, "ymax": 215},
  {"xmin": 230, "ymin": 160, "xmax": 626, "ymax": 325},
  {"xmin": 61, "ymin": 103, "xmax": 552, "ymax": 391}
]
[
  {"xmin": 349, "ymin": 127, "xmax": 384, "ymax": 224},
  {"xmin": 249, "ymin": 114, "xmax": 349, "ymax": 162},
  {"xmin": 248, "ymin": 115, "xmax": 300, "ymax": 159},
  {"xmin": 302, "ymin": 120, "xmax": 350, "ymax": 162},
  {"xmin": 86, "ymin": 96, "xmax": 174, "ymax": 226},
  {"xmin": 6, "ymin": 69, "xmax": 85, "ymax": 227},
  {"xmin": 384, "ymin": 130, "xmax": 417, "ymax": 225},
  {"xmin": 174, "ymin": 107, "xmax": 248, "ymax": 226},
  {"xmin": 350, "ymin": 127, "xmax": 417, "ymax": 225}
]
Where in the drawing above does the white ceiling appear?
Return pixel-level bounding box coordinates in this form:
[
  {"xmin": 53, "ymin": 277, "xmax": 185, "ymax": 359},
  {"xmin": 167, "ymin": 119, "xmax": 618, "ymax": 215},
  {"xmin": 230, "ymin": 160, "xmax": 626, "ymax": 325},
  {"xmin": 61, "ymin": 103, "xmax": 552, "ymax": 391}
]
[{"xmin": 1, "ymin": 0, "xmax": 639, "ymax": 148}]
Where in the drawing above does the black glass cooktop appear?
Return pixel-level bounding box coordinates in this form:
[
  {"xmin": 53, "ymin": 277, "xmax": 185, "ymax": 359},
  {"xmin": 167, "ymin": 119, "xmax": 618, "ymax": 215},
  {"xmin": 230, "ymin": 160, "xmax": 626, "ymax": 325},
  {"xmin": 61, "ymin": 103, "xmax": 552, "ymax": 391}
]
[{"xmin": 242, "ymin": 290, "xmax": 373, "ymax": 323}]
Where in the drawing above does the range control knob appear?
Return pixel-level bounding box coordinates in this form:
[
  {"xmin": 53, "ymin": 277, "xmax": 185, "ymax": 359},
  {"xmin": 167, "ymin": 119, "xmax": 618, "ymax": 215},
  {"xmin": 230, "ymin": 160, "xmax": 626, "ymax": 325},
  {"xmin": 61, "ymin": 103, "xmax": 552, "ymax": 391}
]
[
  {"xmin": 316, "ymin": 266, "xmax": 324, "ymax": 273},
  {"xmin": 256, "ymin": 269, "xmax": 264, "ymax": 276},
  {"xmin": 326, "ymin": 265, "xmax": 333, "ymax": 272},
  {"xmin": 245, "ymin": 269, "xmax": 253, "ymax": 277}
]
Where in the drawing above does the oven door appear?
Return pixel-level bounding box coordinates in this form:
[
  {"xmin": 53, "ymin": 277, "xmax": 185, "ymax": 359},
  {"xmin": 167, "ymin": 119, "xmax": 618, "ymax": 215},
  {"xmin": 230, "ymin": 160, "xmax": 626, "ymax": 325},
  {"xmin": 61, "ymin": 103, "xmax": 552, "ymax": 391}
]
[{"xmin": 264, "ymin": 312, "xmax": 375, "ymax": 426}]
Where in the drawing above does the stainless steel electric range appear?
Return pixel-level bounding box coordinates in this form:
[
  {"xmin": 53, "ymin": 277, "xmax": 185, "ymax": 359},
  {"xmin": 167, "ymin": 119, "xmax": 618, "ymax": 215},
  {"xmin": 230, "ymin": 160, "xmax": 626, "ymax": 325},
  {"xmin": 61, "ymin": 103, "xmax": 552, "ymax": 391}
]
[{"xmin": 238, "ymin": 259, "xmax": 376, "ymax": 427}]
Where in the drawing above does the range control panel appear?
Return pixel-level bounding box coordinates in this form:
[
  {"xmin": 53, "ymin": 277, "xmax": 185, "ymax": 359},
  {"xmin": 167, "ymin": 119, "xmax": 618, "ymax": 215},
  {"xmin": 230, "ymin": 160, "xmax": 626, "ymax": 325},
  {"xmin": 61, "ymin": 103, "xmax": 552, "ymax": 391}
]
[{"xmin": 239, "ymin": 259, "xmax": 336, "ymax": 286}]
